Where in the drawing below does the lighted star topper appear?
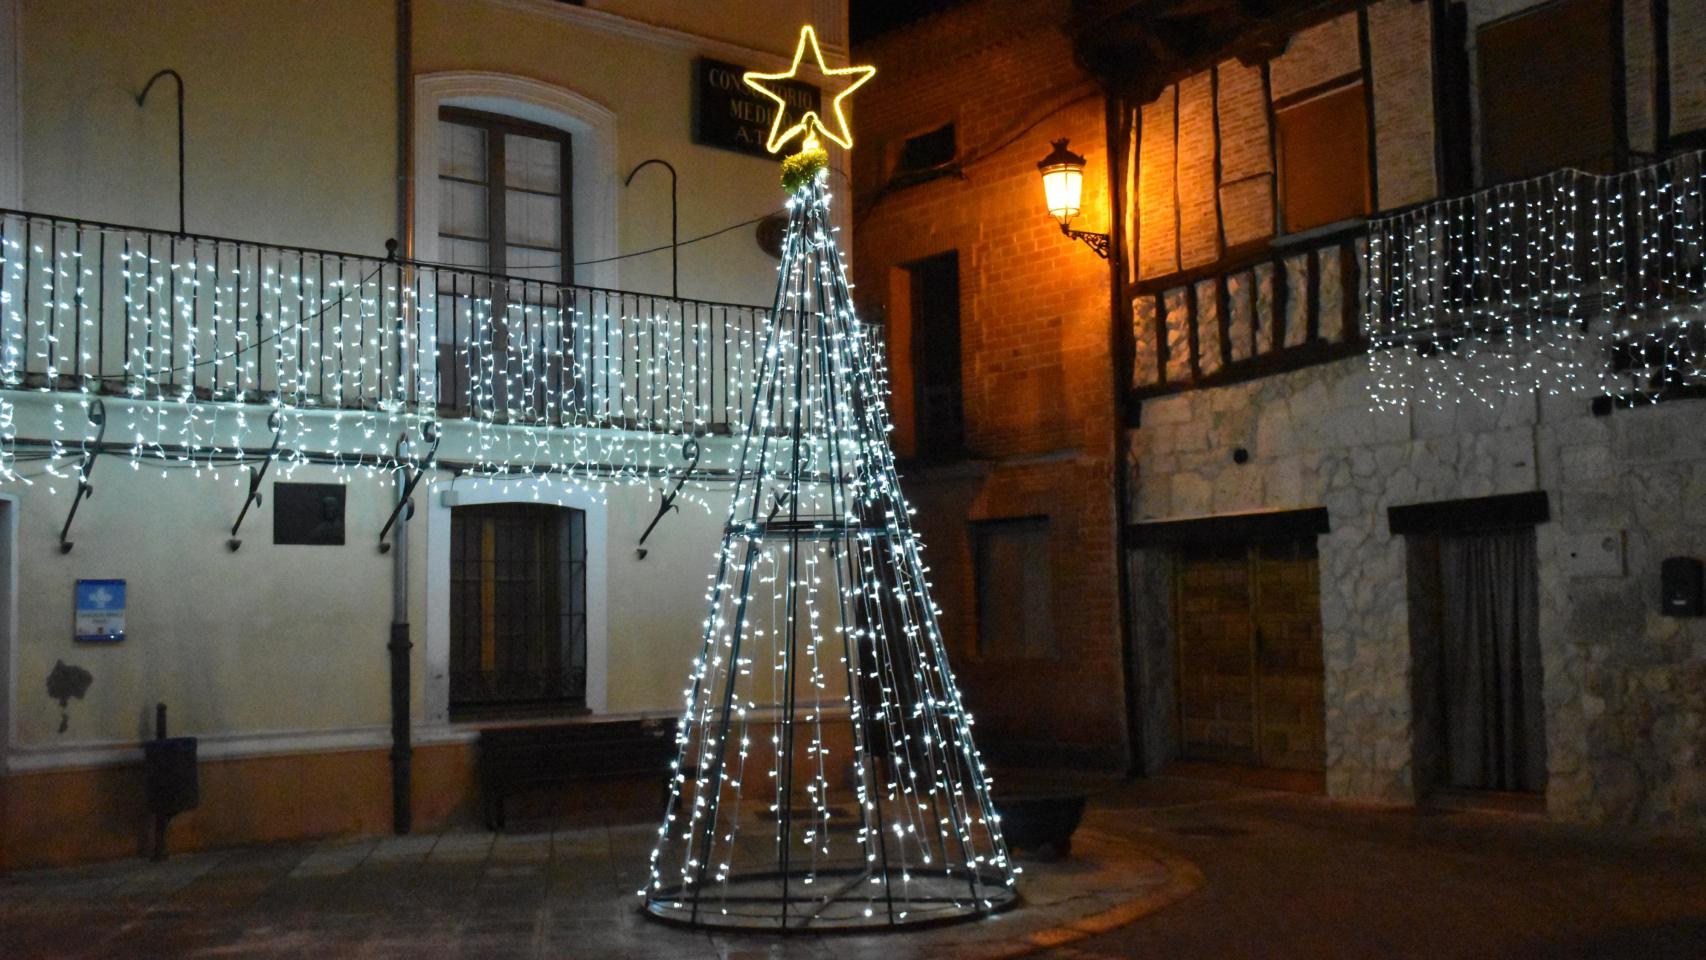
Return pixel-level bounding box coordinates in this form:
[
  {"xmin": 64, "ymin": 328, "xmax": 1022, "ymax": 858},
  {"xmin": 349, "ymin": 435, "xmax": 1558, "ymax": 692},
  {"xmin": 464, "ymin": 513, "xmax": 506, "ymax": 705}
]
[{"xmin": 742, "ymin": 25, "xmax": 875, "ymax": 153}]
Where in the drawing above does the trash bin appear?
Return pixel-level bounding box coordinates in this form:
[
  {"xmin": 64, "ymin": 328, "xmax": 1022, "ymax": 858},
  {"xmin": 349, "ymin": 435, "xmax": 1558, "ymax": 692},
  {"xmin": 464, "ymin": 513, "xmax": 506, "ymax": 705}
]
[{"xmin": 143, "ymin": 703, "xmax": 198, "ymax": 860}]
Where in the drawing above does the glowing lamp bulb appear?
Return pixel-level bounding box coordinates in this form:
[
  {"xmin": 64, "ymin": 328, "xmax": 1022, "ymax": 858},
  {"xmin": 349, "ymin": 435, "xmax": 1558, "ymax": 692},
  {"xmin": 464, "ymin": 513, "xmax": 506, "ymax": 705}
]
[{"xmin": 1036, "ymin": 138, "xmax": 1086, "ymax": 226}]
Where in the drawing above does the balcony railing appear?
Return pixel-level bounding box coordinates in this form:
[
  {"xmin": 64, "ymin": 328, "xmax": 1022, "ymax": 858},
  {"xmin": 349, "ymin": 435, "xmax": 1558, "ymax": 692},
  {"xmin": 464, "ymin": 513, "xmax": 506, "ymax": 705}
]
[
  {"xmin": 0, "ymin": 209, "xmax": 768, "ymax": 437},
  {"xmin": 1130, "ymin": 150, "xmax": 1706, "ymax": 403},
  {"xmin": 1129, "ymin": 221, "xmax": 1367, "ymax": 395},
  {"xmin": 1365, "ymin": 150, "xmax": 1706, "ymax": 402}
]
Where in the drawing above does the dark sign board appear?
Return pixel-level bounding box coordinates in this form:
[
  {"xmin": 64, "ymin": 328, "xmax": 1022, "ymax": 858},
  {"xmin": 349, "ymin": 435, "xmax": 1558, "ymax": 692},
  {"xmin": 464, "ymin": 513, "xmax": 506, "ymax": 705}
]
[
  {"xmin": 694, "ymin": 57, "xmax": 820, "ymax": 158},
  {"xmin": 274, "ymin": 482, "xmax": 347, "ymax": 546}
]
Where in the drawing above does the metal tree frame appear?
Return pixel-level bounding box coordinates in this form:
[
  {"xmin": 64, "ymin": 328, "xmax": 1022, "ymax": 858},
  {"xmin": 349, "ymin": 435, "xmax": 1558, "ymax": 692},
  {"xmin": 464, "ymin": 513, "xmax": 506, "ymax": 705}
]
[{"xmin": 641, "ymin": 177, "xmax": 1018, "ymax": 931}]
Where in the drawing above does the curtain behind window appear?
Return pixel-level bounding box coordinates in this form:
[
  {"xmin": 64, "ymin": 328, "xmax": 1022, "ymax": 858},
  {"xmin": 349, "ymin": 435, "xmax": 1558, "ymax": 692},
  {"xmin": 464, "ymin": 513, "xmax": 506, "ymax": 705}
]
[{"xmin": 1438, "ymin": 527, "xmax": 1546, "ymax": 792}]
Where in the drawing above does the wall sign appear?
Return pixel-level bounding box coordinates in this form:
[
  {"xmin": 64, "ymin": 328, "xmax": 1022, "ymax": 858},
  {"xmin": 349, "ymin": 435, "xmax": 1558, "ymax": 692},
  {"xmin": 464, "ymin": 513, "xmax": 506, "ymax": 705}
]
[
  {"xmin": 74, "ymin": 578, "xmax": 126, "ymax": 643},
  {"xmin": 274, "ymin": 482, "xmax": 347, "ymax": 545},
  {"xmin": 694, "ymin": 58, "xmax": 820, "ymax": 158}
]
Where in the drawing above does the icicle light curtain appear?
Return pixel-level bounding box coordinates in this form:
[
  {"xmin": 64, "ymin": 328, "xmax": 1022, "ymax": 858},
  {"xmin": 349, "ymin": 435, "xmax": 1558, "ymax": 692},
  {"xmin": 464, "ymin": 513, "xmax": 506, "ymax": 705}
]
[
  {"xmin": 1365, "ymin": 150, "xmax": 1706, "ymax": 408},
  {"xmin": 0, "ymin": 209, "xmax": 770, "ymax": 490}
]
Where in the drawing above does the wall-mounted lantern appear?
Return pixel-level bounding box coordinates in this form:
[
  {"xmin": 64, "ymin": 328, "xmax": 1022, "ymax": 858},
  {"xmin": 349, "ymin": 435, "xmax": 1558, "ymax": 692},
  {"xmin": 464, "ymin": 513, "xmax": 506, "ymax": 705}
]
[{"xmin": 1037, "ymin": 138, "xmax": 1109, "ymax": 259}]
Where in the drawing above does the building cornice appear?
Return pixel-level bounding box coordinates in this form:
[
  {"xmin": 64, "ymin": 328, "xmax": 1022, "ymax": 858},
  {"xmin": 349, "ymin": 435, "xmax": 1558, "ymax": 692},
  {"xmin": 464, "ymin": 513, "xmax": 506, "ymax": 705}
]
[{"xmin": 474, "ymin": 0, "xmax": 848, "ymax": 70}]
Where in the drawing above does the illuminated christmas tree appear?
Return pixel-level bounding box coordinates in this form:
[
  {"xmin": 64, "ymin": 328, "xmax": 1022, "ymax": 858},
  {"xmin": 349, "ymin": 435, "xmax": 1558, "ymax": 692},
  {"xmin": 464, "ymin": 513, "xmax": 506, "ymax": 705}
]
[{"xmin": 641, "ymin": 26, "xmax": 1018, "ymax": 931}]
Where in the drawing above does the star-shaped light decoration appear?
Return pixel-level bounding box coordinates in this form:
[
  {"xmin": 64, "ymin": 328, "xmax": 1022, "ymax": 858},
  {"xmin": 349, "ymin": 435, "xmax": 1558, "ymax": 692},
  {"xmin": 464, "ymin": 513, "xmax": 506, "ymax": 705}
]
[{"xmin": 743, "ymin": 25, "xmax": 876, "ymax": 155}]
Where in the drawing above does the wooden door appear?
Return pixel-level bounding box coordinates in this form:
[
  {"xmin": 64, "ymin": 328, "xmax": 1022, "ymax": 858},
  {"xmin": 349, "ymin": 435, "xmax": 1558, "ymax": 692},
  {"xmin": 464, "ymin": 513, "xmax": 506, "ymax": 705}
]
[
  {"xmin": 1175, "ymin": 542, "xmax": 1257, "ymax": 762},
  {"xmin": 1251, "ymin": 540, "xmax": 1326, "ymax": 770},
  {"xmin": 1174, "ymin": 539, "xmax": 1325, "ymax": 770}
]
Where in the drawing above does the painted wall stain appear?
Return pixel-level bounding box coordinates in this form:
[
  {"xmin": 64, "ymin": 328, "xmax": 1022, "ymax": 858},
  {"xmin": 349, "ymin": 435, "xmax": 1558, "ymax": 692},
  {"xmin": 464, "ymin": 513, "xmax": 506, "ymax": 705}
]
[{"xmin": 46, "ymin": 660, "xmax": 94, "ymax": 733}]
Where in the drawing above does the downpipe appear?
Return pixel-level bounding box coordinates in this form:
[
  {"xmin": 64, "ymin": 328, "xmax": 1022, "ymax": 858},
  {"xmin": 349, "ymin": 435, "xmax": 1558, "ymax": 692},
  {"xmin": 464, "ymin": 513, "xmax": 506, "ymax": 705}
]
[
  {"xmin": 389, "ymin": 0, "xmax": 415, "ymax": 836},
  {"xmin": 389, "ymin": 479, "xmax": 413, "ymax": 835}
]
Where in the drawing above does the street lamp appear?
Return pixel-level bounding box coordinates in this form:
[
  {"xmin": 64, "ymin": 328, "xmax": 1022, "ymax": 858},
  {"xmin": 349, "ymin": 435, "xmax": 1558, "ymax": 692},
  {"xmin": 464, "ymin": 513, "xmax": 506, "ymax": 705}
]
[{"xmin": 1037, "ymin": 138, "xmax": 1109, "ymax": 259}]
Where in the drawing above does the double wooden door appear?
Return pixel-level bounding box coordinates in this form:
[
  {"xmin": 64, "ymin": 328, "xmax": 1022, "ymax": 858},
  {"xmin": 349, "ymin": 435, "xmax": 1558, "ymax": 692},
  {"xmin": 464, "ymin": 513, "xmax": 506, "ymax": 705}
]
[{"xmin": 1174, "ymin": 538, "xmax": 1325, "ymax": 770}]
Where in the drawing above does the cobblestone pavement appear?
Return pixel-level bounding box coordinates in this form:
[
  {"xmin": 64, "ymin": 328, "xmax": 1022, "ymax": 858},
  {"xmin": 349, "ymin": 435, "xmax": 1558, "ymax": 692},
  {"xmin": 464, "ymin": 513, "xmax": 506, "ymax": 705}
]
[{"xmin": 2, "ymin": 776, "xmax": 1703, "ymax": 959}]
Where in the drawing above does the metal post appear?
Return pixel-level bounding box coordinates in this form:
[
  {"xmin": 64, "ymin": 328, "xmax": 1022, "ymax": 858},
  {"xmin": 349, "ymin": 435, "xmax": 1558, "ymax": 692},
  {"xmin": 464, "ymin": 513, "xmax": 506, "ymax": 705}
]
[
  {"xmin": 136, "ymin": 69, "xmax": 186, "ymax": 235},
  {"xmin": 389, "ymin": 461, "xmax": 413, "ymax": 835},
  {"xmin": 624, "ymin": 159, "xmax": 678, "ymax": 299},
  {"xmin": 388, "ymin": 0, "xmax": 416, "ymax": 838}
]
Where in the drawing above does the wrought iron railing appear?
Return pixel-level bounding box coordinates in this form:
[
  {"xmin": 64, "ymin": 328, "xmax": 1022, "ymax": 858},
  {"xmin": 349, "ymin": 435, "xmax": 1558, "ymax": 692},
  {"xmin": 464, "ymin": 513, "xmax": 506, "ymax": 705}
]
[
  {"xmin": 1130, "ymin": 151, "xmax": 1706, "ymax": 403},
  {"xmin": 0, "ymin": 208, "xmax": 768, "ymax": 436},
  {"xmin": 1365, "ymin": 151, "xmax": 1706, "ymax": 403}
]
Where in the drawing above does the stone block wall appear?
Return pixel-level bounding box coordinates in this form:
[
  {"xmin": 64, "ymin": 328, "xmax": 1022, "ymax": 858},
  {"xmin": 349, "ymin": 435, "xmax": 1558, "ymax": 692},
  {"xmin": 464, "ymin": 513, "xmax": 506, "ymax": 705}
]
[
  {"xmin": 1126, "ymin": 349, "xmax": 1706, "ymax": 826},
  {"xmin": 851, "ymin": 0, "xmax": 1125, "ymax": 768}
]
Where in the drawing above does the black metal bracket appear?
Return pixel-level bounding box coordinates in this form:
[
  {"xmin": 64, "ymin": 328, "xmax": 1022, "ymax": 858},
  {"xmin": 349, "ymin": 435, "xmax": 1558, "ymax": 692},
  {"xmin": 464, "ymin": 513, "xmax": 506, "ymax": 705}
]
[
  {"xmin": 137, "ymin": 68, "xmax": 186, "ymax": 236},
  {"xmin": 58, "ymin": 399, "xmax": 108, "ymax": 554},
  {"xmin": 226, "ymin": 410, "xmax": 285, "ymax": 551},
  {"xmin": 636, "ymin": 437, "xmax": 702, "ymax": 559},
  {"xmin": 378, "ymin": 421, "xmax": 440, "ymax": 554},
  {"xmin": 1061, "ymin": 222, "xmax": 1111, "ymax": 259},
  {"xmin": 624, "ymin": 158, "xmax": 679, "ymax": 299}
]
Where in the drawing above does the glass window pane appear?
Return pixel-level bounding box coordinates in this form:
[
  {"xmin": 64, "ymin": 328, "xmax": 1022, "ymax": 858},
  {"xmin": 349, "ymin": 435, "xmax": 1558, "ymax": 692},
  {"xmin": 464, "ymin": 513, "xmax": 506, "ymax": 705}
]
[
  {"xmin": 504, "ymin": 133, "xmax": 561, "ymax": 194},
  {"xmin": 439, "ymin": 179, "xmax": 489, "ymax": 240},
  {"xmin": 439, "ymin": 237, "xmax": 489, "ymax": 272},
  {"xmin": 505, "ymin": 190, "xmax": 560, "ymax": 250},
  {"xmin": 440, "ymin": 121, "xmax": 486, "ymax": 180},
  {"xmin": 505, "ymin": 246, "xmax": 559, "ymax": 282}
]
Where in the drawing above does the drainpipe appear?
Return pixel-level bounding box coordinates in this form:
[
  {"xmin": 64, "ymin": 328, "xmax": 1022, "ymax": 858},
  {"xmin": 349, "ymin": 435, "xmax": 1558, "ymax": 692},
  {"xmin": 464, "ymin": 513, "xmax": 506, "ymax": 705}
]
[
  {"xmin": 389, "ymin": 0, "xmax": 415, "ymax": 836},
  {"xmin": 1104, "ymin": 91, "xmax": 1145, "ymax": 777}
]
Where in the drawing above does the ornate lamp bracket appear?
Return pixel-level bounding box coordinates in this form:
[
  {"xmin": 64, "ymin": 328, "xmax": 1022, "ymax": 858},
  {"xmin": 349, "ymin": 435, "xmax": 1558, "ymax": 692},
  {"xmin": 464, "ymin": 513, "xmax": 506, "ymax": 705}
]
[{"xmin": 1062, "ymin": 223, "xmax": 1111, "ymax": 259}]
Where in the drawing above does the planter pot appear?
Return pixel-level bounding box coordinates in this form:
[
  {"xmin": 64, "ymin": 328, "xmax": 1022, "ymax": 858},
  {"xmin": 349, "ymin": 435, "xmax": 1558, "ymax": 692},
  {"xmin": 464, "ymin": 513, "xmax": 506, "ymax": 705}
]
[{"xmin": 993, "ymin": 791, "xmax": 1086, "ymax": 862}]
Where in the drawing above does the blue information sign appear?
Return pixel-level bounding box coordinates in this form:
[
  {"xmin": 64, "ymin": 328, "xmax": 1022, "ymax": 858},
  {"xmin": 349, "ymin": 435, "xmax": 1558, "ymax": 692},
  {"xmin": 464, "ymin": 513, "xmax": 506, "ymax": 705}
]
[{"xmin": 74, "ymin": 579, "xmax": 126, "ymax": 643}]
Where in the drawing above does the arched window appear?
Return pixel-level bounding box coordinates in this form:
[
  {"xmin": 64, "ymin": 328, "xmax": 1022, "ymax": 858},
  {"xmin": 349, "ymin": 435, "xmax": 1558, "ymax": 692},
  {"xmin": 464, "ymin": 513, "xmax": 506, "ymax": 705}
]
[{"xmin": 412, "ymin": 72, "xmax": 618, "ymax": 291}]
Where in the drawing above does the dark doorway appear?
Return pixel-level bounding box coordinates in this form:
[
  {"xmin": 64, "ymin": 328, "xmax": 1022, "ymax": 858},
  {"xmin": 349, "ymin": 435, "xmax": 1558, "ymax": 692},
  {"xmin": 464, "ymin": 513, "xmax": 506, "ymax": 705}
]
[
  {"xmin": 905, "ymin": 251, "xmax": 963, "ymax": 456},
  {"xmin": 1408, "ymin": 526, "xmax": 1546, "ymax": 794}
]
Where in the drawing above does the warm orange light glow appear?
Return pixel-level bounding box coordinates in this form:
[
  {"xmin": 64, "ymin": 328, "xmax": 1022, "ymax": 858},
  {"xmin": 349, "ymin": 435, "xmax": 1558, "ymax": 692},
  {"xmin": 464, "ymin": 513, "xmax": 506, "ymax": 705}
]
[
  {"xmin": 743, "ymin": 25, "xmax": 876, "ymax": 154},
  {"xmin": 1041, "ymin": 166, "xmax": 1083, "ymax": 223},
  {"xmin": 1037, "ymin": 138, "xmax": 1087, "ymax": 225}
]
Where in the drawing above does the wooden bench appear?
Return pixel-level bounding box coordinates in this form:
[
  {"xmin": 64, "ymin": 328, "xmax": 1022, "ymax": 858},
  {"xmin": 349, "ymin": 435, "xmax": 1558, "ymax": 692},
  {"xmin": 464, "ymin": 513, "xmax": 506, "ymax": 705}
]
[{"xmin": 477, "ymin": 717, "xmax": 677, "ymax": 830}]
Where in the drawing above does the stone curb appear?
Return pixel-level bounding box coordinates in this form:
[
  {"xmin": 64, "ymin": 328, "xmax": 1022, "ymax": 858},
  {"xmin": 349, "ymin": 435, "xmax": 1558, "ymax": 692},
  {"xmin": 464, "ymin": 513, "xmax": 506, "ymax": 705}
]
[{"xmin": 998, "ymin": 845, "xmax": 1205, "ymax": 958}]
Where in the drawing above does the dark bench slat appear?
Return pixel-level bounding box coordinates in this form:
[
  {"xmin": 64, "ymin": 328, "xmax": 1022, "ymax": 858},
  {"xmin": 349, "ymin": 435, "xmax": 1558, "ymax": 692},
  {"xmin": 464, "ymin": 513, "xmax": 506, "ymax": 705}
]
[{"xmin": 477, "ymin": 719, "xmax": 678, "ymax": 830}]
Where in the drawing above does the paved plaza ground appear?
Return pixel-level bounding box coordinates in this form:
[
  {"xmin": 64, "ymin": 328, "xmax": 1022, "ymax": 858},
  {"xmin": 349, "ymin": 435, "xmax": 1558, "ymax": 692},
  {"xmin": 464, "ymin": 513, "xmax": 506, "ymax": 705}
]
[{"xmin": 2, "ymin": 775, "xmax": 1703, "ymax": 959}]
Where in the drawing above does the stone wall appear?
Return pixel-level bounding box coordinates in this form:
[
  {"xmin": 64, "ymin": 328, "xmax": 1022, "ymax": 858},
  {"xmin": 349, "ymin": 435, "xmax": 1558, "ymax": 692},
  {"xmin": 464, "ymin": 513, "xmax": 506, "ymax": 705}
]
[{"xmin": 1126, "ymin": 351, "xmax": 1706, "ymax": 826}]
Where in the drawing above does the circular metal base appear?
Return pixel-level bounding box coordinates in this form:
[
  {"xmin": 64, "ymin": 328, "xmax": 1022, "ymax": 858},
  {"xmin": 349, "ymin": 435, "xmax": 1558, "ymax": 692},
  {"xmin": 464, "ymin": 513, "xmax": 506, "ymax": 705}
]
[{"xmin": 642, "ymin": 865, "xmax": 1019, "ymax": 932}]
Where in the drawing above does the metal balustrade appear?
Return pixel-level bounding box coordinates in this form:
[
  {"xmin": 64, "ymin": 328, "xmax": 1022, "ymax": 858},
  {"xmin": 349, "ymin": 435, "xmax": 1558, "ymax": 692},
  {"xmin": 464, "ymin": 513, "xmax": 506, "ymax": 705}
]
[
  {"xmin": 1365, "ymin": 150, "xmax": 1706, "ymax": 402},
  {"xmin": 0, "ymin": 209, "xmax": 769, "ymax": 437}
]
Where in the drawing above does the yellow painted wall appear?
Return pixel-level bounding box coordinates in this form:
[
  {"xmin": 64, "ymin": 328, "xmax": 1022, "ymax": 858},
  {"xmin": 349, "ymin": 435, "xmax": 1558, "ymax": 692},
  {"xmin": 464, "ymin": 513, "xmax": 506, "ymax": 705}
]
[
  {"xmin": 588, "ymin": 0, "xmax": 844, "ymax": 56},
  {"xmin": 1, "ymin": 0, "xmax": 855, "ymax": 868},
  {"xmin": 410, "ymin": 0, "xmax": 812, "ymax": 307},
  {"xmin": 19, "ymin": 0, "xmax": 398, "ymax": 254},
  {"xmin": 10, "ymin": 461, "xmax": 404, "ymax": 747}
]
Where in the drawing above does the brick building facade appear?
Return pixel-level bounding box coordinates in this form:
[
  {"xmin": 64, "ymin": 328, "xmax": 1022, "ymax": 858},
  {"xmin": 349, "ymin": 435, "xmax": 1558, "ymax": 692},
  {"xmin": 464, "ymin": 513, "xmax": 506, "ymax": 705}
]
[
  {"xmin": 855, "ymin": 0, "xmax": 1706, "ymax": 827},
  {"xmin": 851, "ymin": 0, "xmax": 1128, "ymax": 770}
]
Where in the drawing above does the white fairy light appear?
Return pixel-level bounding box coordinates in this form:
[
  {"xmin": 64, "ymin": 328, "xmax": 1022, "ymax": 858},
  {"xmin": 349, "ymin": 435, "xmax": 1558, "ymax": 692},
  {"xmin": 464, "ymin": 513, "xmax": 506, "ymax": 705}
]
[
  {"xmin": 0, "ymin": 210, "xmax": 777, "ymax": 500},
  {"xmin": 640, "ymin": 171, "xmax": 1017, "ymax": 931},
  {"xmin": 1365, "ymin": 150, "xmax": 1706, "ymax": 410}
]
